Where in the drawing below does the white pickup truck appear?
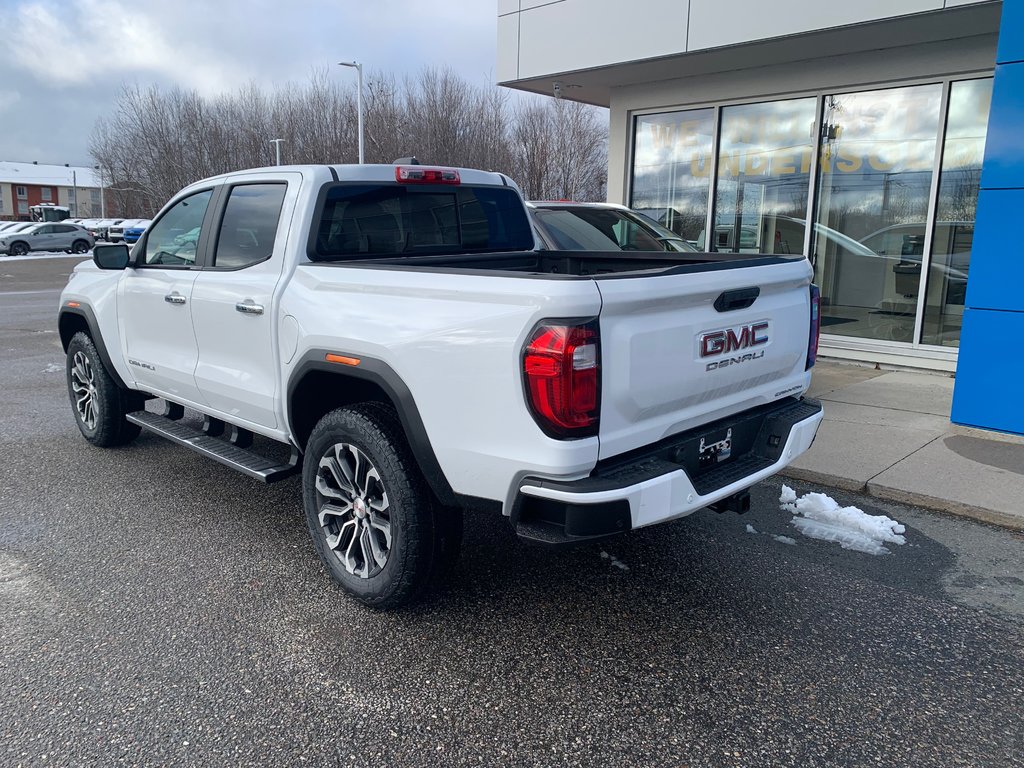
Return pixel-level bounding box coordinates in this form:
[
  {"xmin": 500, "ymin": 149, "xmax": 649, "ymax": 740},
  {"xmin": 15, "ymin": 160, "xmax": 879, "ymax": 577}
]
[{"xmin": 58, "ymin": 163, "xmax": 823, "ymax": 608}]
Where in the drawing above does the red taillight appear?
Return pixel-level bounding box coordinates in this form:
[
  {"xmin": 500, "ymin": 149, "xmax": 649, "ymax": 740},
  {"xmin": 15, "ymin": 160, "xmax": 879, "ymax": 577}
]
[
  {"xmin": 395, "ymin": 166, "xmax": 460, "ymax": 184},
  {"xmin": 806, "ymin": 284, "xmax": 821, "ymax": 370},
  {"xmin": 523, "ymin": 320, "xmax": 600, "ymax": 438}
]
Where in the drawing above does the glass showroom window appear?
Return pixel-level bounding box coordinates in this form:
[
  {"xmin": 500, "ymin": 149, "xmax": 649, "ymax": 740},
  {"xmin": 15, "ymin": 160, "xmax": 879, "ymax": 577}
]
[
  {"xmin": 713, "ymin": 97, "xmax": 816, "ymax": 254},
  {"xmin": 812, "ymin": 83, "xmax": 943, "ymax": 343},
  {"xmin": 631, "ymin": 108, "xmax": 714, "ymax": 244},
  {"xmin": 920, "ymin": 78, "xmax": 992, "ymax": 348}
]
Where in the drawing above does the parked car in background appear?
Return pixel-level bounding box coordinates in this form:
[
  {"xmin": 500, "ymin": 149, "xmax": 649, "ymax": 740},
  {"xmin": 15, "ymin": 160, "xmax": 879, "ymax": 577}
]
[
  {"xmin": 528, "ymin": 201, "xmax": 699, "ymax": 253},
  {"xmin": 108, "ymin": 219, "xmax": 148, "ymax": 243},
  {"xmin": 122, "ymin": 220, "xmax": 151, "ymax": 245},
  {"xmin": 77, "ymin": 219, "xmax": 101, "ymax": 236},
  {"xmin": 0, "ymin": 222, "xmax": 94, "ymax": 256},
  {"xmin": 0, "ymin": 221, "xmax": 42, "ymax": 235},
  {"xmin": 86, "ymin": 219, "xmax": 125, "ymax": 242}
]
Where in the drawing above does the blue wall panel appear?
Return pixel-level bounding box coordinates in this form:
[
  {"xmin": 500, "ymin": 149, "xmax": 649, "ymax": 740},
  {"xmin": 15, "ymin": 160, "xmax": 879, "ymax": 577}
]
[
  {"xmin": 963, "ymin": 188, "xmax": 1024, "ymax": 312},
  {"xmin": 953, "ymin": 0, "xmax": 1024, "ymax": 435},
  {"xmin": 979, "ymin": 63, "xmax": 1024, "ymax": 189},
  {"xmin": 996, "ymin": 0, "xmax": 1024, "ymax": 64},
  {"xmin": 952, "ymin": 309, "xmax": 1024, "ymax": 434}
]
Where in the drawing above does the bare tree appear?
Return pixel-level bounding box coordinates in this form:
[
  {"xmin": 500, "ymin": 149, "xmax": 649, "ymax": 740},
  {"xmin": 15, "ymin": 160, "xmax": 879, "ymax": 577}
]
[{"xmin": 90, "ymin": 67, "xmax": 610, "ymax": 216}]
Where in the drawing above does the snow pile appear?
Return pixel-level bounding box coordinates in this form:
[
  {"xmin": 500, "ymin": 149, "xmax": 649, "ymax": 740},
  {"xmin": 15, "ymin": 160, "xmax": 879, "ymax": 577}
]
[
  {"xmin": 746, "ymin": 523, "xmax": 796, "ymax": 545},
  {"xmin": 42, "ymin": 363, "xmax": 62, "ymax": 373},
  {"xmin": 780, "ymin": 485, "xmax": 906, "ymax": 555},
  {"xmin": 599, "ymin": 550, "xmax": 629, "ymax": 571}
]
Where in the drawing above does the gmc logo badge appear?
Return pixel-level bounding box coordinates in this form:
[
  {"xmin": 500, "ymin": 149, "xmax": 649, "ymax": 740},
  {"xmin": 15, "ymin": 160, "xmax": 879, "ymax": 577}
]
[{"xmin": 700, "ymin": 322, "xmax": 769, "ymax": 358}]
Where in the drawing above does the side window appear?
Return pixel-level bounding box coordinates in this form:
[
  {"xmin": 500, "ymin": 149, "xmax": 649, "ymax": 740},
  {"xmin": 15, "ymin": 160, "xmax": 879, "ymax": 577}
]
[
  {"xmin": 212, "ymin": 183, "xmax": 287, "ymax": 269},
  {"xmin": 54, "ymin": 224, "xmax": 74, "ymax": 233},
  {"xmin": 34, "ymin": 225, "xmax": 52, "ymax": 235},
  {"xmin": 143, "ymin": 189, "xmax": 213, "ymax": 266}
]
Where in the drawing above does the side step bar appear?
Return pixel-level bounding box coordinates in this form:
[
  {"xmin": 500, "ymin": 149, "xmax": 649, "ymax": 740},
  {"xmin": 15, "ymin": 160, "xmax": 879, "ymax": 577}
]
[{"xmin": 127, "ymin": 410, "xmax": 300, "ymax": 483}]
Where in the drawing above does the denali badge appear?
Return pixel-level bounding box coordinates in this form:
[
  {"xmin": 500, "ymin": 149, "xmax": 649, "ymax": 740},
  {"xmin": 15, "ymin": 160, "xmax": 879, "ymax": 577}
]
[{"xmin": 699, "ymin": 321, "xmax": 769, "ymax": 372}]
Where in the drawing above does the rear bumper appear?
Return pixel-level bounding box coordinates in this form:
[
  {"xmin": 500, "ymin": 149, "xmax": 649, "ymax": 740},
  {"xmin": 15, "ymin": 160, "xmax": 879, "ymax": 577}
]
[{"xmin": 514, "ymin": 397, "xmax": 823, "ymax": 545}]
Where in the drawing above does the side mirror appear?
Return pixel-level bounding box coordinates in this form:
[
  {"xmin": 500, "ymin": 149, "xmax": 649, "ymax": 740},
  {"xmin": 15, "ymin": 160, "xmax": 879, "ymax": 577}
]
[{"xmin": 93, "ymin": 243, "xmax": 131, "ymax": 270}]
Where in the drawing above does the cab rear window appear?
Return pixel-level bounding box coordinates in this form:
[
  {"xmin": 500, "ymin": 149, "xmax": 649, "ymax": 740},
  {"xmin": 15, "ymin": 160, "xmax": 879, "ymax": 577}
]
[{"xmin": 312, "ymin": 184, "xmax": 533, "ymax": 260}]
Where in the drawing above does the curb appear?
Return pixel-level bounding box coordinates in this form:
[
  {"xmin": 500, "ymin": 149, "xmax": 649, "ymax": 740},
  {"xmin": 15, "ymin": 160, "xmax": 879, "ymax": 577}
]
[{"xmin": 866, "ymin": 482, "xmax": 1024, "ymax": 532}]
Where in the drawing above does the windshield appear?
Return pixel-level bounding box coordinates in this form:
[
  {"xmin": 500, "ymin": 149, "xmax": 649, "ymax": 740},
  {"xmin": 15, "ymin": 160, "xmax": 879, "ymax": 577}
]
[
  {"xmin": 312, "ymin": 184, "xmax": 534, "ymax": 260},
  {"xmin": 531, "ymin": 206, "xmax": 698, "ymax": 252}
]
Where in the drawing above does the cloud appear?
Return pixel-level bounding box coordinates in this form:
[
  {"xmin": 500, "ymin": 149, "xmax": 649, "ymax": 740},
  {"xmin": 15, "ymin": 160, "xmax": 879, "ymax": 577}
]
[
  {"xmin": 1, "ymin": 0, "xmax": 240, "ymax": 94},
  {"xmin": 0, "ymin": 0, "xmax": 502, "ymax": 164},
  {"xmin": 0, "ymin": 90, "xmax": 21, "ymax": 112}
]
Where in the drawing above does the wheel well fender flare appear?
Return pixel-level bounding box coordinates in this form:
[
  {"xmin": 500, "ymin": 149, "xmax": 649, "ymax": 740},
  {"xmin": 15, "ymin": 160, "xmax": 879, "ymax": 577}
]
[
  {"xmin": 286, "ymin": 350, "xmax": 457, "ymax": 506},
  {"xmin": 58, "ymin": 304, "xmax": 129, "ymax": 389}
]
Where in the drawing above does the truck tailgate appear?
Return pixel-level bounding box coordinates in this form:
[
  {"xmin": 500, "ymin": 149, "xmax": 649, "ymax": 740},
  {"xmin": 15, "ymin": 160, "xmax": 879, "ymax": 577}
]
[{"xmin": 596, "ymin": 257, "xmax": 814, "ymax": 460}]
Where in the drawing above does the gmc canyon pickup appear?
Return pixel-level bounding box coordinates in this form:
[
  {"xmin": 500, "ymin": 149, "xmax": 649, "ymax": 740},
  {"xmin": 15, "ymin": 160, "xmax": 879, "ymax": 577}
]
[{"xmin": 58, "ymin": 163, "xmax": 823, "ymax": 608}]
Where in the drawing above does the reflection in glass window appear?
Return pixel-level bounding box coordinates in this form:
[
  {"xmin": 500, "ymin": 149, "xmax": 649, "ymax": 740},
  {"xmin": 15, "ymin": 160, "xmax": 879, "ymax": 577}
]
[
  {"xmin": 213, "ymin": 184, "xmax": 286, "ymax": 269},
  {"xmin": 921, "ymin": 78, "xmax": 992, "ymax": 348},
  {"xmin": 812, "ymin": 84, "xmax": 943, "ymax": 343},
  {"xmin": 144, "ymin": 189, "xmax": 213, "ymax": 266},
  {"xmin": 713, "ymin": 97, "xmax": 816, "ymax": 254},
  {"xmin": 631, "ymin": 109, "xmax": 714, "ymax": 245}
]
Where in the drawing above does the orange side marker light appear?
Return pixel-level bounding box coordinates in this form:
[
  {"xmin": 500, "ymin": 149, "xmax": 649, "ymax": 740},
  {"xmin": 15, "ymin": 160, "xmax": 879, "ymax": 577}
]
[{"xmin": 325, "ymin": 353, "xmax": 361, "ymax": 366}]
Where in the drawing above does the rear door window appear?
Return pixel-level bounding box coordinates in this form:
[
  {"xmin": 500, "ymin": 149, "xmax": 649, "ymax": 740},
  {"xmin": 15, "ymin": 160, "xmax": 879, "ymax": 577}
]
[{"xmin": 313, "ymin": 184, "xmax": 533, "ymax": 260}]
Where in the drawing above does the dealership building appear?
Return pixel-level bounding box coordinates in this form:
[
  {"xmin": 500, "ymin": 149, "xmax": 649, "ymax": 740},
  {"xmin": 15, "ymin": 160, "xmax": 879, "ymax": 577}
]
[{"xmin": 498, "ymin": 0, "xmax": 1023, "ymax": 435}]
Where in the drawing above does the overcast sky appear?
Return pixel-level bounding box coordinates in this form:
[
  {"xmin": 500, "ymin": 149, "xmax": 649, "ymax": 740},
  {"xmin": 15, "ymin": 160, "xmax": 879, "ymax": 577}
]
[{"xmin": 0, "ymin": 0, "xmax": 501, "ymax": 166}]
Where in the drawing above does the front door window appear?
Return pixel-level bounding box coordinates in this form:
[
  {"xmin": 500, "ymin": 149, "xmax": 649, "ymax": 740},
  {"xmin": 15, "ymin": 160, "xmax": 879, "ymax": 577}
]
[{"xmin": 143, "ymin": 190, "xmax": 213, "ymax": 267}]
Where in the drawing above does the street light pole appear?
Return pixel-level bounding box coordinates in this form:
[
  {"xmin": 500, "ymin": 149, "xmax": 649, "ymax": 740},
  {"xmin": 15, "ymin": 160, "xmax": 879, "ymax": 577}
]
[
  {"xmin": 338, "ymin": 60, "xmax": 364, "ymax": 164},
  {"xmin": 93, "ymin": 165, "xmax": 106, "ymax": 218},
  {"xmin": 269, "ymin": 138, "xmax": 284, "ymax": 166}
]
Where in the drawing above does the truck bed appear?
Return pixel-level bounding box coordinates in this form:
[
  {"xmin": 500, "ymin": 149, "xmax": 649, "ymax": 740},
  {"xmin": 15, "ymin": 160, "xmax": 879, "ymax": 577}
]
[{"xmin": 327, "ymin": 250, "xmax": 805, "ymax": 278}]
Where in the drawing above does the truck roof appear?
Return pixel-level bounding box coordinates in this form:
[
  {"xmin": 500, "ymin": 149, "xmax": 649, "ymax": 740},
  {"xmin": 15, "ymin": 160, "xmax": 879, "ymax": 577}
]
[{"xmin": 188, "ymin": 164, "xmax": 515, "ymax": 190}]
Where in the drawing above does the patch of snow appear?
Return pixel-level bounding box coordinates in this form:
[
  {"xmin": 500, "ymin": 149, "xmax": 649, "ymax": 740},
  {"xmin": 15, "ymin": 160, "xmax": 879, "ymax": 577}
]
[
  {"xmin": 780, "ymin": 484, "xmax": 906, "ymax": 555},
  {"xmin": 599, "ymin": 550, "xmax": 630, "ymax": 571},
  {"xmin": 771, "ymin": 535, "xmax": 797, "ymax": 546},
  {"xmin": 42, "ymin": 363, "xmax": 62, "ymax": 373},
  {"xmin": 745, "ymin": 524, "xmax": 758, "ymax": 534}
]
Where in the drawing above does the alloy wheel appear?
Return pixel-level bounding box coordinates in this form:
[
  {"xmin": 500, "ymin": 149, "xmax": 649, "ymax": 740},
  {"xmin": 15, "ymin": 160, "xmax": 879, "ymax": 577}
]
[
  {"xmin": 70, "ymin": 351, "xmax": 98, "ymax": 430},
  {"xmin": 315, "ymin": 442, "xmax": 392, "ymax": 579}
]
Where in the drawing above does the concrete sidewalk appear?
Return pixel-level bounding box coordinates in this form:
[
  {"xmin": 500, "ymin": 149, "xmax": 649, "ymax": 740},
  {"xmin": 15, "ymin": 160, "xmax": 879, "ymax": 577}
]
[{"xmin": 781, "ymin": 359, "xmax": 1024, "ymax": 530}]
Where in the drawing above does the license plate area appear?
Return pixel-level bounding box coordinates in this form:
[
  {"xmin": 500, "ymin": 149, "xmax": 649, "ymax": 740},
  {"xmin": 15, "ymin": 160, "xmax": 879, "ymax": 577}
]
[{"xmin": 698, "ymin": 427, "xmax": 732, "ymax": 468}]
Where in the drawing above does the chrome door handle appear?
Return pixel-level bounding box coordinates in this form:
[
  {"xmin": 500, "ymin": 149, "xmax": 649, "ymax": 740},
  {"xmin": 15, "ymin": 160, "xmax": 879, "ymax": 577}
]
[
  {"xmin": 164, "ymin": 293, "xmax": 186, "ymax": 305},
  {"xmin": 235, "ymin": 300, "xmax": 264, "ymax": 315}
]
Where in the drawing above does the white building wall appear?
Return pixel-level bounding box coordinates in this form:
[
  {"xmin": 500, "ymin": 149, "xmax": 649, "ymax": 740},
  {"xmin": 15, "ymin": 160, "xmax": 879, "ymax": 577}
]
[
  {"xmin": 0, "ymin": 183, "xmax": 9, "ymax": 219},
  {"xmin": 499, "ymin": 0, "xmax": 996, "ymax": 82}
]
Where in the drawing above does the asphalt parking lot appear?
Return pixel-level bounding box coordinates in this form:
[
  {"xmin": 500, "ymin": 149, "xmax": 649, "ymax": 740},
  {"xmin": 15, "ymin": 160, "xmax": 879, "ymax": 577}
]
[{"xmin": 2, "ymin": 256, "xmax": 1023, "ymax": 767}]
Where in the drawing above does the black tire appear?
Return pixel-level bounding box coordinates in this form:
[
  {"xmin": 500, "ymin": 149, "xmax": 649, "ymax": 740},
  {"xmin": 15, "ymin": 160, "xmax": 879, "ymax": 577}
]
[
  {"xmin": 66, "ymin": 332, "xmax": 142, "ymax": 447},
  {"xmin": 71, "ymin": 240, "xmax": 90, "ymax": 254},
  {"xmin": 302, "ymin": 403, "xmax": 437, "ymax": 609},
  {"xmin": 9, "ymin": 241, "xmax": 28, "ymax": 256},
  {"xmin": 359, "ymin": 400, "xmax": 463, "ymax": 582}
]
